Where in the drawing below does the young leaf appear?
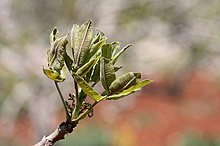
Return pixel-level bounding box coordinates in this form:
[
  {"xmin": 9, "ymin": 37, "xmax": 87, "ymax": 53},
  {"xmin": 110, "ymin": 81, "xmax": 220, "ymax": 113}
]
[
  {"xmin": 44, "ymin": 35, "xmax": 68, "ymax": 82},
  {"xmin": 43, "ymin": 67, "xmax": 66, "ymax": 82},
  {"xmin": 71, "ymin": 24, "xmax": 79, "ymax": 59},
  {"xmin": 64, "ymin": 53, "xmax": 74, "ymax": 73},
  {"xmin": 91, "ymin": 32, "xmax": 101, "ymax": 45},
  {"xmin": 90, "ymin": 29, "xmax": 105, "ymax": 46},
  {"xmin": 109, "ymin": 72, "xmax": 140, "ymax": 94},
  {"xmin": 114, "ymin": 66, "xmax": 122, "ymax": 72},
  {"xmin": 122, "ymin": 73, "xmax": 141, "ymax": 90},
  {"xmin": 47, "ymin": 38, "xmax": 60, "ymax": 65},
  {"xmin": 82, "ymin": 33, "xmax": 107, "ymax": 65},
  {"xmin": 101, "ymin": 44, "xmax": 113, "ymax": 59},
  {"xmin": 79, "ymin": 90, "xmax": 87, "ymax": 104},
  {"xmin": 112, "ymin": 44, "xmax": 132, "ymax": 64},
  {"xmin": 72, "ymin": 20, "xmax": 93, "ymax": 67},
  {"xmin": 107, "ymin": 79, "xmax": 152, "ymax": 100},
  {"xmin": 74, "ymin": 73, "xmax": 103, "ymax": 102},
  {"xmin": 89, "ymin": 35, "xmax": 107, "ymax": 58},
  {"xmin": 49, "ymin": 27, "xmax": 59, "ymax": 45},
  {"xmin": 100, "ymin": 57, "xmax": 116, "ymax": 93},
  {"xmin": 76, "ymin": 56, "xmax": 100, "ymax": 77},
  {"xmin": 111, "ymin": 41, "xmax": 120, "ymax": 57},
  {"xmin": 48, "ymin": 35, "xmax": 68, "ymax": 72},
  {"xmin": 90, "ymin": 60, "xmax": 100, "ymax": 83}
]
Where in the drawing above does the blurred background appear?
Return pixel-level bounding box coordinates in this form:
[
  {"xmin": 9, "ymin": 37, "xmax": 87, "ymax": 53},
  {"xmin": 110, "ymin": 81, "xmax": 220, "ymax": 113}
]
[{"xmin": 1, "ymin": 0, "xmax": 220, "ymax": 145}]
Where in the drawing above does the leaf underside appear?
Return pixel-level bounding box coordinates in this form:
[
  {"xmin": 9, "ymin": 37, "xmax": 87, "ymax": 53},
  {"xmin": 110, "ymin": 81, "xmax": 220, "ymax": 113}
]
[
  {"xmin": 76, "ymin": 56, "xmax": 100, "ymax": 77},
  {"xmin": 72, "ymin": 20, "xmax": 93, "ymax": 67},
  {"xmin": 102, "ymin": 44, "xmax": 113, "ymax": 59},
  {"xmin": 107, "ymin": 79, "xmax": 152, "ymax": 100},
  {"xmin": 100, "ymin": 57, "xmax": 116, "ymax": 93},
  {"xmin": 109, "ymin": 72, "xmax": 139, "ymax": 94},
  {"xmin": 43, "ymin": 67, "xmax": 66, "ymax": 82},
  {"xmin": 74, "ymin": 73, "xmax": 103, "ymax": 102},
  {"xmin": 112, "ymin": 44, "xmax": 132, "ymax": 64}
]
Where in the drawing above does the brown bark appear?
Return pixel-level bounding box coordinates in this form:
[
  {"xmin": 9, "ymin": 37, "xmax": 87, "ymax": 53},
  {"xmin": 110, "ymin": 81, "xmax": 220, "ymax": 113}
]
[{"xmin": 34, "ymin": 121, "xmax": 78, "ymax": 146}]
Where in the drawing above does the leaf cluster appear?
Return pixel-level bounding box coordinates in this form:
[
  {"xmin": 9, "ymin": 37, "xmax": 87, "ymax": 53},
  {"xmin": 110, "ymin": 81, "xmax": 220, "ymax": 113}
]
[{"xmin": 43, "ymin": 20, "xmax": 152, "ymax": 122}]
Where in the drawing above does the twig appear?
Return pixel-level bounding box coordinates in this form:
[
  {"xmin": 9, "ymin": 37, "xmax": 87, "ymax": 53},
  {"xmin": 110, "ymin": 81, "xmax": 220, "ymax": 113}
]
[
  {"xmin": 54, "ymin": 81, "xmax": 71, "ymax": 122},
  {"xmin": 75, "ymin": 101, "xmax": 98, "ymax": 121}
]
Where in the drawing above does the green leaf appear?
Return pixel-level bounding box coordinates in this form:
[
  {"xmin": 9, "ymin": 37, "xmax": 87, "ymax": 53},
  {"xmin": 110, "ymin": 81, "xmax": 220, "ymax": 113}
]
[
  {"xmin": 74, "ymin": 73, "xmax": 103, "ymax": 102},
  {"xmin": 101, "ymin": 44, "xmax": 113, "ymax": 59},
  {"xmin": 64, "ymin": 53, "xmax": 74, "ymax": 73},
  {"xmin": 91, "ymin": 30, "xmax": 104, "ymax": 45},
  {"xmin": 90, "ymin": 60, "xmax": 100, "ymax": 83},
  {"xmin": 107, "ymin": 79, "xmax": 152, "ymax": 100},
  {"xmin": 91, "ymin": 32, "xmax": 100, "ymax": 44},
  {"xmin": 89, "ymin": 35, "xmax": 107, "ymax": 57},
  {"xmin": 45, "ymin": 35, "xmax": 68, "ymax": 82},
  {"xmin": 114, "ymin": 66, "xmax": 122, "ymax": 72},
  {"xmin": 70, "ymin": 24, "xmax": 79, "ymax": 59},
  {"xmin": 48, "ymin": 35, "xmax": 68, "ymax": 72},
  {"xmin": 112, "ymin": 44, "xmax": 132, "ymax": 64},
  {"xmin": 111, "ymin": 41, "xmax": 121, "ymax": 57},
  {"xmin": 100, "ymin": 57, "xmax": 116, "ymax": 93},
  {"xmin": 122, "ymin": 73, "xmax": 141, "ymax": 90},
  {"xmin": 72, "ymin": 20, "xmax": 93, "ymax": 67},
  {"xmin": 109, "ymin": 72, "xmax": 141, "ymax": 94},
  {"xmin": 47, "ymin": 38, "xmax": 60, "ymax": 64},
  {"xmin": 43, "ymin": 67, "xmax": 66, "ymax": 82},
  {"xmin": 79, "ymin": 90, "xmax": 87, "ymax": 104},
  {"xmin": 76, "ymin": 56, "xmax": 100, "ymax": 77},
  {"xmin": 49, "ymin": 27, "xmax": 59, "ymax": 45}
]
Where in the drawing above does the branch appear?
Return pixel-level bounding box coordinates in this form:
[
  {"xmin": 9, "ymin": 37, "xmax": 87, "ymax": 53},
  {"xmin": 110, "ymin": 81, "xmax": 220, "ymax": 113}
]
[{"xmin": 34, "ymin": 121, "xmax": 78, "ymax": 146}]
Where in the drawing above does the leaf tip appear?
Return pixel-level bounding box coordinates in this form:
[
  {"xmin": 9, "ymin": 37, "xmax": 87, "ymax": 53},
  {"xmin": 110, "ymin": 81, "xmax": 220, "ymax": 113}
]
[
  {"xmin": 124, "ymin": 44, "xmax": 133, "ymax": 50},
  {"xmin": 87, "ymin": 19, "xmax": 92, "ymax": 24},
  {"xmin": 53, "ymin": 27, "xmax": 58, "ymax": 34}
]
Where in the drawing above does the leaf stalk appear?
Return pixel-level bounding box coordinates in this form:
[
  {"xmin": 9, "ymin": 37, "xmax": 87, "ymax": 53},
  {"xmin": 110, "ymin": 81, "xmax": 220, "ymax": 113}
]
[{"xmin": 54, "ymin": 81, "xmax": 71, "ymax": 122}]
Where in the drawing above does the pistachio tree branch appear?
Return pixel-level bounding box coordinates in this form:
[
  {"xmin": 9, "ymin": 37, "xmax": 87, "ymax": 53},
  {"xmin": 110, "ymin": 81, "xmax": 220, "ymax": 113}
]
[
  {"xmin": 34, "ymin": 121, "xmax": 78, "ymax": 146},
  {"xmin": 38, "ymin": 19, "xmax": 152, "ymax": 146}
]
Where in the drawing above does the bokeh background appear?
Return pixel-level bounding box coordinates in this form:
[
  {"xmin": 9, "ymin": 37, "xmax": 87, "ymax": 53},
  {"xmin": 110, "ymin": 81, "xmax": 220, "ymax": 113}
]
[{"xmin": 1, "ymin": 0, "xmax": 220, "ymax": 146}]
